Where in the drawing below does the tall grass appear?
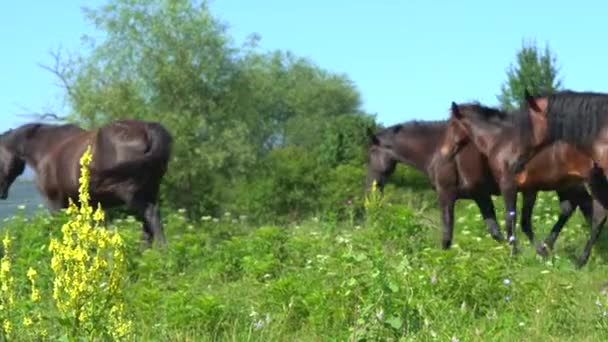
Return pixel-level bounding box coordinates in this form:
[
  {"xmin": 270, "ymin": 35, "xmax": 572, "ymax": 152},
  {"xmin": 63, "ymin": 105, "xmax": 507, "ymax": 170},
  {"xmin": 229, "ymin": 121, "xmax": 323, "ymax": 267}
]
[{"xmin": 1, "ymin": 177, "xmax": 608, "ymax": 340}]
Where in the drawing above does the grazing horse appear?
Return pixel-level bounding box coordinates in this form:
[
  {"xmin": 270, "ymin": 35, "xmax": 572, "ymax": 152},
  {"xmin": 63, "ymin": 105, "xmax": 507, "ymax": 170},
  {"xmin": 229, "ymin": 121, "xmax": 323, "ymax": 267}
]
[
  {"xmin": 366, "ymin": 120, "xmax": 592, "ymax": 250},
  {"xmin": 439, "ymin": 101, "xmax": 604, "ymax": 266},
  {"xmin": 0, "ymin": 119, "xmax": 173, "ymax": 246}
]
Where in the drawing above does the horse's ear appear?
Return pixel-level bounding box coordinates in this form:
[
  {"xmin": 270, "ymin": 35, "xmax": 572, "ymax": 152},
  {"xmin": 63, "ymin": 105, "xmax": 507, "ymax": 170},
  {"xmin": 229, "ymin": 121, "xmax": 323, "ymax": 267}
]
[
  {"xmin": 523, "ymin": 90, "xmax": 549, "ymax": 145},
  {"xmin": 451, "ymin": 102, "xmax": 462, "ymax": 119},
  {"xmin": 524, "ymin": 90, "xmax": 545, "ymax": 114},
  {"xmin": 24, "ymin": 124, "xmax": 42, "ymax": 139},
  {"xmin": 367, "ymin": 127, "xmax": 380, "ymax": 145}
]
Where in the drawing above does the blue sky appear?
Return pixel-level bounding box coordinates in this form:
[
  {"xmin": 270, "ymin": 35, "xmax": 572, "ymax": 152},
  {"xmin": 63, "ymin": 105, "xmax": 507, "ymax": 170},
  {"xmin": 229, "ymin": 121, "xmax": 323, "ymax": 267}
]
[{"xmin": 2, "ymin": 0, "xmax": 608, "ymax": 133}]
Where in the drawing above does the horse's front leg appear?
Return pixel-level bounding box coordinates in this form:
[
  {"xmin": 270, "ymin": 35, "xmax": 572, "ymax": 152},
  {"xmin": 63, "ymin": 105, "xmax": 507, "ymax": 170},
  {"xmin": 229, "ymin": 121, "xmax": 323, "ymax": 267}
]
[
  {"xmin": 520, "ymin": 190, "xmax": 537, "ymax": 244},
  {"xmin": 473, "ymin": 193, "xmax": 504, "ymax": 242},
  {"xmin": 501, "ymin": 180, "xmax": 519, "ymax": 255},
  {"xmin": 438, "ymin": 190, "xmax": 456, "ymax": 249}
]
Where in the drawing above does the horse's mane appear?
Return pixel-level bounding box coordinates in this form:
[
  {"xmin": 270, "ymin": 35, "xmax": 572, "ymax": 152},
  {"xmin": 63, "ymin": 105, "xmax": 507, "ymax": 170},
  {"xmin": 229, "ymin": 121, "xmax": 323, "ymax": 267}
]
[
  {"xmin": 386, "ymin": 120, "xmax": 447, "ymax": 135},
  {"xmin": 373, "ymin": 119, "xmax": 446, "ymax": 146},
  {"xmin": 0, "ymin": 122, "xmax": 84, "ymax": 150},
  {"xmin": 541, "ymin": 90, "xmax": 608, "ymax": 147},
  {"xmin": 457, "ymin": 101, "xmax": 509, "ymax": 123}
]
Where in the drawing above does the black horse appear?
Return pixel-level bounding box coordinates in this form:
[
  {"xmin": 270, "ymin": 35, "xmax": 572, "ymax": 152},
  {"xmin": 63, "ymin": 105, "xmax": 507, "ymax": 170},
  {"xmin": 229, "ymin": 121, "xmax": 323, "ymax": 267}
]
[{"xmin": 0, "ymin": 119, "xmax": 173, "ymax": 246}]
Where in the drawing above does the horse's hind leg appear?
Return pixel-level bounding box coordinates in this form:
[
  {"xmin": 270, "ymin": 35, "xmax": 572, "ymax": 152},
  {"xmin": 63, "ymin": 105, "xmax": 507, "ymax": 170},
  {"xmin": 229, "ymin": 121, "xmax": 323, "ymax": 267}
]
[
  {"xmin": 144, "ymin": 202, "xmax": 167, "ymax": 247},
  {"xmin": 536, "ymin": 191, "xmax": 576, "ymax": 257},
  {"xmin": 473, "ymin": 193, "xmax": 504, "ymax": 242},
  {"xmin": 520, "ymin": 190, "xmax": 537, "ymax": 244},
  {"xmin": 576, "ymin": 187, "xmax": 603, "ymax": 229},
  {"xmin": 576, "ymin": 166, "xmax": 608, "ymax": 268},
  {"xmin": 132, "ymin": 200, "xmax": 167, "ymax": 249}
]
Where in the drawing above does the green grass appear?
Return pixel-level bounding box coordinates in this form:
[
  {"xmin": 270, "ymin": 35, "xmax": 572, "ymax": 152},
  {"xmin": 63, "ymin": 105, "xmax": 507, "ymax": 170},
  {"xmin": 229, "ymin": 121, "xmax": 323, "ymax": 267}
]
[{"xmin": 2, "ymin": 189, "xmax": 608, "ymax": 341}]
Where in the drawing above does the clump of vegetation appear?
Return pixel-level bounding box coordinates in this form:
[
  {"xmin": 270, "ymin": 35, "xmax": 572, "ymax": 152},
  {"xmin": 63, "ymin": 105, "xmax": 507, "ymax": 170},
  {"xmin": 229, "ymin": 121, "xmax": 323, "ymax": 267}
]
[{"xmin": 0, "ymin": 146, "xmax": 131, "ymax": 340}]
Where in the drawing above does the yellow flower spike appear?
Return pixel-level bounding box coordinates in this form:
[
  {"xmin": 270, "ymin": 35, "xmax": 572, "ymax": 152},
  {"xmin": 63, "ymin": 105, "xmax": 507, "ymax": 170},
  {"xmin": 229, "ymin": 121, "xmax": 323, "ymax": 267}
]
[
  {"xmin": 0, "ymin": 232, "xmax": 16, "ymax": 339},
  {"xmin": 48, "ymin": 145, "xmax": 131, "ymax": 339},
  {"xmin": 1, "ymin": 233, "xmax": 10, "ymax": 250}
]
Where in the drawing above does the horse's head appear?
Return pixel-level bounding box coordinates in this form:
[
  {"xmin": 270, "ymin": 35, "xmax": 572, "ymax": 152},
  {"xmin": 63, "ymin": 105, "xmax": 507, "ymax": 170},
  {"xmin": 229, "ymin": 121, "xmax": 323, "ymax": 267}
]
[
  {"xmin": 439, "ymin": 101, "xmax": 534, "ymax": 173},
  {"xmin": 439, "ymin": 102, "xmax": 472, "ymax": 160},
  {"xmin": 0, "ymin": 132, "xmax": 26, "ymax": 199},
  {"xmin": 365, "ymin": 127, "xmax": 397, "ymax": 193},
  {"xmin": 507, "ymin": 90, "xmax": 551, "ymax": 173}
]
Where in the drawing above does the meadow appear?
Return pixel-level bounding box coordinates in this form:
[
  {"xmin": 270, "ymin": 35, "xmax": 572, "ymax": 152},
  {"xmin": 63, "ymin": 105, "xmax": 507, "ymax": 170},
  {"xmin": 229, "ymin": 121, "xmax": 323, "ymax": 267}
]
[
  {"xmin": 3, "ymin": 1, "xmax": 606, "ymax": 341},
  {"xmin": 2, "ymin": 167, "xmax": 608, "ymax": 341}
]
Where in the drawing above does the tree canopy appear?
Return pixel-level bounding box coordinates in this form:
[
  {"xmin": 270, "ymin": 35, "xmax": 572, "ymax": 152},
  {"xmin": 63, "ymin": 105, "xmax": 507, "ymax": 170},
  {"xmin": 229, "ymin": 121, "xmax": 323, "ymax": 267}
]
[
  {"xmin": 47, "ymin": 0, "xmax": 376, "ymax": 219},
  {"xmin": 497, "ymin": 40, "xmax": 563, "ymax": 111}
]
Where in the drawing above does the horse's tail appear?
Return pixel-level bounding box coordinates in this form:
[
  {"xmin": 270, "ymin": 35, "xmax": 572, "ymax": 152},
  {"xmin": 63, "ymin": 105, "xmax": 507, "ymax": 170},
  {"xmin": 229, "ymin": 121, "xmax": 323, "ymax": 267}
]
[{"xmin": 98, "ymin": 122, "xmax": 173, "ymax": 179}]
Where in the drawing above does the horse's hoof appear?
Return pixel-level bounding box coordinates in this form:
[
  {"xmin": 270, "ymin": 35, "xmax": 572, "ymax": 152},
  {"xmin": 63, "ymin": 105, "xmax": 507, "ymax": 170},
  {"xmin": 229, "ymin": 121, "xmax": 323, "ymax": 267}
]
[
  {"xmin": 575, "ymin": 257, "xmax": 589, "ymax": 269},
  {"xmin": 535, "ymin": 242, "xmax": 550, "ymax": 258},
  {"xmin": 441, "ymin": 239, "xmax": 452, "ymax": 250},
  {"xmin": 510, "ymin": 245, "xmax": 519, "ymax": 256},
  {"xmin": 491, "ymin": 231, "xmax": 505, "ymax": 242}
]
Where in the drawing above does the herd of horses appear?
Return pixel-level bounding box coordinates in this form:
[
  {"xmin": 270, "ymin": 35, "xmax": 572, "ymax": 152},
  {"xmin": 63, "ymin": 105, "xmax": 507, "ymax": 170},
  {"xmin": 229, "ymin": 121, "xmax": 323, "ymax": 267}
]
[
  {"xmin": 366, "ymin": 89, "xmax": 608, "ymax": 268},
  {"xmin": 2, "ymin": 90, "xmax": 608, "ymax": 268}
]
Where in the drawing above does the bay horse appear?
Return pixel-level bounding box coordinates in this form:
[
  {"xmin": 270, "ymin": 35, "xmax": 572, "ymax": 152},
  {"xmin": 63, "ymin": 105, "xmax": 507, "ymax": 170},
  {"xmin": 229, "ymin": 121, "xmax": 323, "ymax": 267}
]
[
  {"xmin": 0, "ymin": 119, "xmax": 173, "ymax": 247},
  {"xmin": 366, "ymin": 120, "xmax": 592, "ymax": 250},
  {"xmin": 439, "ymin": 101, "xmax": 604, "ymax": 267}
]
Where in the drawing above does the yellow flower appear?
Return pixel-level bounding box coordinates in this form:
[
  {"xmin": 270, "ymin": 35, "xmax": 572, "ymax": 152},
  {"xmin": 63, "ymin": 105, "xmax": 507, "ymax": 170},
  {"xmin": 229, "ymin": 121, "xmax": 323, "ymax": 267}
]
[
  {"xmin": 3, "ymin": 320, "xmax": 11, "ymax": 335},
  {"xmin": 31, "ymin": 288, "xmax": 40, "ymax": 302},
  {"xmin": 93, "ymin": 205, "xmax": 105, "ymax": 222},
  {"xmin": 1, "ymin": 233, "xmax": 10, "ymax": 250},
  {"xmin": 0, "ymin": 260, "xmax": 9, "ymax": 274},
  {"xmin": 23, "ymin": 316, "xmax": 32, "ymax": 327},
  {"xmin": 26, "ymin": 267, "xmax": 37, "ymax": 280}
]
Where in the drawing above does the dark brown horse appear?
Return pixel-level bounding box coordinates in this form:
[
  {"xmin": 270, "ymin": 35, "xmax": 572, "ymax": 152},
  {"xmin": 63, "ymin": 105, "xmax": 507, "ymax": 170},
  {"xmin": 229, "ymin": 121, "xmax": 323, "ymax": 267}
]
[
  {"xmin": 0, "ymin": 119, "xmax": 173, "ymax": 246},
  {"xmin": 439, "ymin": 101, "xmax": 604, "ymax": 266},
  {"xmin": 366, "ymin": 120, "xmax": 592, "ymax": 250}
]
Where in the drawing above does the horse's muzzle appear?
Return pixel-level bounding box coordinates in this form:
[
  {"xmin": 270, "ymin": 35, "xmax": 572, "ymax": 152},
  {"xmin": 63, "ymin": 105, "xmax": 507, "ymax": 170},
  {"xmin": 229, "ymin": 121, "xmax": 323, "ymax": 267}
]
[
  {"xmin": 509, "ymin": 158, "xmax": 528, "ymax": 175},
  {"xmin": 0, "ymin": 185, "xmax": 8, "ymax": 200}
]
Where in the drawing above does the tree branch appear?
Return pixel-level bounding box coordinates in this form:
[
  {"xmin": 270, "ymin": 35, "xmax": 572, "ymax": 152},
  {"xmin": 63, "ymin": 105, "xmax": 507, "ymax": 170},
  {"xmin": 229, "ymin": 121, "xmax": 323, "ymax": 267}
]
[{"xmin": 38, "ymin": 47, "xmax": 79, "ymax": 103}]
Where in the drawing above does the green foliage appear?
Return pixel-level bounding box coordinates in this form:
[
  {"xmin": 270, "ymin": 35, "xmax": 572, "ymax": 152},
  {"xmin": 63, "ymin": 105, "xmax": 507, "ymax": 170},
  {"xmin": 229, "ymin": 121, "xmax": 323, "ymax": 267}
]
[
  {"xmin": 497, "ymin": 39, "xmax": 563, "ymax": 110},
  {"xmin": 225, "ymin": 112, "xmax": 375, "ymax": 223},
  {"xmin": 49, "ymin": 0, "xmax": 371, "ymax": 218},
  {"xmin": 4, "ymin": 188, "xmax": 608, "ymax": 340}
]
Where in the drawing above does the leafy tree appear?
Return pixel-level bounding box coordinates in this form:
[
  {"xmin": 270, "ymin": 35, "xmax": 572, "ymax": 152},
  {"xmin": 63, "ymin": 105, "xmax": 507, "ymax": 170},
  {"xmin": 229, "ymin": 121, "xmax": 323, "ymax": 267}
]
[
  {"xmin": 45, "ymin": 0, "xmax": 372, "ymax": 218},
  {"xmin": 497, "ymin": 39, "xmax": 563, "ymax": 110}
]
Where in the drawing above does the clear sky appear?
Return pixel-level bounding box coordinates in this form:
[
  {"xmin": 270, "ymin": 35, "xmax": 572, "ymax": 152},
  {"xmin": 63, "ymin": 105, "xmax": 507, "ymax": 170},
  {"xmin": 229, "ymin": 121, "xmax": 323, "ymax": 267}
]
[{"xmin": 2, "ymin": 0, "xmax": 608, "ymax": 132}]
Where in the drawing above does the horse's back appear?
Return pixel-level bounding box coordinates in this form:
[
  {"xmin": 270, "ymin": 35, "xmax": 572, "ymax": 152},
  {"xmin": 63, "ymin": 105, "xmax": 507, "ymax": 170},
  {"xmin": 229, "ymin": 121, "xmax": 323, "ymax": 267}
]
[{"xmin": 93, "ymin": 119, "xmax": 169, "ymax": 166}]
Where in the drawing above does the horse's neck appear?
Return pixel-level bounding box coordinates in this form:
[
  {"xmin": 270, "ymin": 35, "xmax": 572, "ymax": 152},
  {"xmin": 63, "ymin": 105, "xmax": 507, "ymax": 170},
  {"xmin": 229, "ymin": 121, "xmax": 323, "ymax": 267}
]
[
  {"xmin": 21, "ymin": 141, "xmax": 49, "ymax": 171},
  {"xmin": 392, "ymin": 132, "xmax": 442, "ymax": 173},
  {"xmin": 21, "ymin": 129, "xmax": 80, "ymax": 171}
]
